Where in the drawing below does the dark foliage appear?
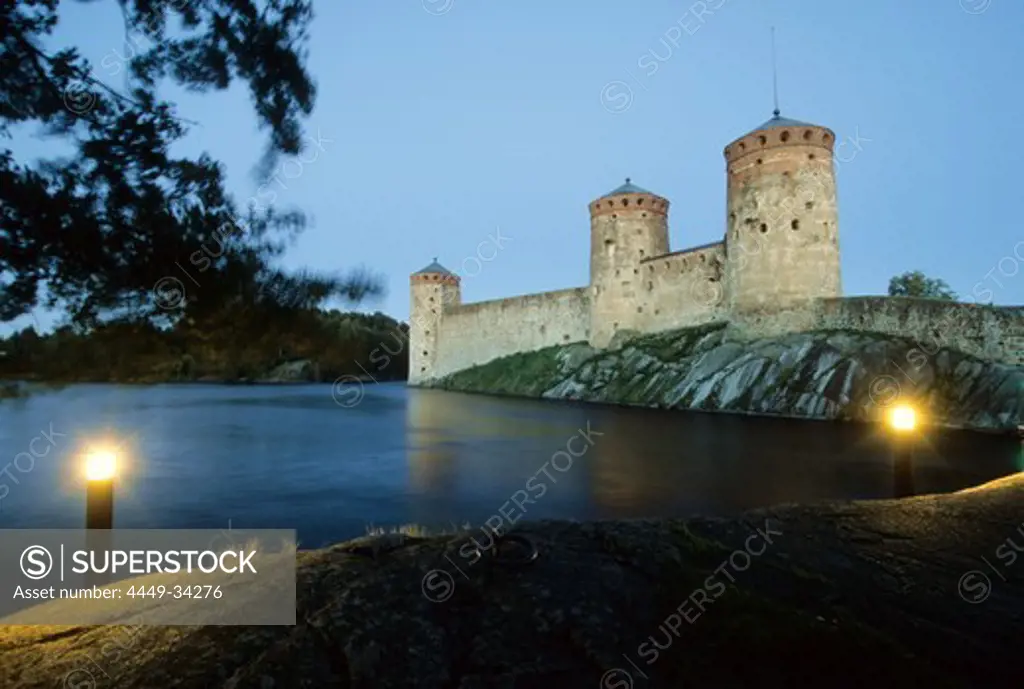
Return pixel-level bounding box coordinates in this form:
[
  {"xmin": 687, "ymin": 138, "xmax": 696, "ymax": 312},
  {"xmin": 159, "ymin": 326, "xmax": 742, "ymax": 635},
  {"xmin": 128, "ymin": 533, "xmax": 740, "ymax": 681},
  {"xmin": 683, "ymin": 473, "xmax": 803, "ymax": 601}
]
[
  {"xmin": 1, "ymin": 0, "xmax": 381, "ymax": 329},
  {"xmin": 0, "ymin": 309, "xmax": 410, "ymax": 383},
  {"xmin": 887, "ymin": 270, "xmax": 957, "ymax": 301}
]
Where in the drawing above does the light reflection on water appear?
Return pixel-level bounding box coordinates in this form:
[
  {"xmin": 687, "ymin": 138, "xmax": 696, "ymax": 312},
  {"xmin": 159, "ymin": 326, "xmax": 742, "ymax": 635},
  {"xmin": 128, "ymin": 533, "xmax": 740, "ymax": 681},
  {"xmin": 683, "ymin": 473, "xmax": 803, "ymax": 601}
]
[{"xmin": 0, "ymin": 383, "xmax": 1019, "ymax": 547}]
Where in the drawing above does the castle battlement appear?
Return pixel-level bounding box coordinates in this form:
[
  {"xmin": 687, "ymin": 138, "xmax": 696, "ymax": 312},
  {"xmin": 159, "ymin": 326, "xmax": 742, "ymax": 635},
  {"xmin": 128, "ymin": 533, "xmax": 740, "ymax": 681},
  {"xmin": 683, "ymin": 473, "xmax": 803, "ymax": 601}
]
[
  {"xmin": 724, "ymin": 117, "xmax": 835, "ymax": 164},
  {"xmin": 409, "ymin": 271, "xmax": 460, "ymax": 286},
  {"xmin": 405, "ymin": 111, "xmax": 1024, "ymax": 384},
  {"xmin": 589, "ymin": 182, "xmax": 669, "ymax": 219}
]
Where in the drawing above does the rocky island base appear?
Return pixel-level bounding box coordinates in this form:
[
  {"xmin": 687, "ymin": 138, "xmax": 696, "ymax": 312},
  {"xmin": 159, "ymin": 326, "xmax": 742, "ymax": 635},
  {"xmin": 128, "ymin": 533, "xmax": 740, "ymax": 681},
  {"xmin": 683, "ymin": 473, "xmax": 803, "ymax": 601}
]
[
  {"xmin": 2, "ymin": 474, "xmax": 1023, "ymax": 687},
  {"xmin": 430, "ymin": 325, "xmax": 1024, "ymax": 435}
]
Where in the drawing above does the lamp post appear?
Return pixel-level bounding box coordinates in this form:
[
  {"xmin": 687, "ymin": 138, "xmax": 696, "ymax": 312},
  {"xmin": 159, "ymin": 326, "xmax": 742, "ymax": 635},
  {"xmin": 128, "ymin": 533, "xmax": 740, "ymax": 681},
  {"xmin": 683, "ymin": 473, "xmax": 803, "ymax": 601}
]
[
  {"xmin": 85, "ymin": 450, "xmax": 116, "ymax": 529},
  {"xmin": 887, "ymin": 405, "xmax": 918, "ymax": 498},
  {"xmin": 85, "ymin": 450, "xmax": 116, "ymax": 588}
]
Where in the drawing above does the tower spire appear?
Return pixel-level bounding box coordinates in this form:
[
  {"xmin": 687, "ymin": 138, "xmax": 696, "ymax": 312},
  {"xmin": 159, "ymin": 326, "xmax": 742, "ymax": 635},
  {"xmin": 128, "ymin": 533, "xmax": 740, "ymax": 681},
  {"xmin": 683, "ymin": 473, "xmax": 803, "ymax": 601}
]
[{"xmin": 771, "ymin": 26, "xmax": 781, "ymax": 117}]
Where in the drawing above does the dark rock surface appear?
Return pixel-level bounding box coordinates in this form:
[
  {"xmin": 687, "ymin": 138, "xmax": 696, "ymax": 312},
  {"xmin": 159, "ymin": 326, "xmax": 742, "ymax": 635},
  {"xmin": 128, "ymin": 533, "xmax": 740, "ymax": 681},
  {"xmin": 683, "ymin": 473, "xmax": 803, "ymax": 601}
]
[
  {"xmin": 431, "ymin": 325, "xmax": 1024, "ymax": 434},
  {"xmin": 3, "ymin": 474, "xmax": 1024, "ymax": 687}
]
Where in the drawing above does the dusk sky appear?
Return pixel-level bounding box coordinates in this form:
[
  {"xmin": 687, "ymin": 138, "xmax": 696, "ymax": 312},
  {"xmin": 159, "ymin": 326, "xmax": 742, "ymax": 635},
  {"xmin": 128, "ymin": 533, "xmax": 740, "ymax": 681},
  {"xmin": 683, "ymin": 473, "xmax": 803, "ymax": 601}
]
[{"xmin": 5, "ymin": 0, "xmax": 1023, "ymax": 334}]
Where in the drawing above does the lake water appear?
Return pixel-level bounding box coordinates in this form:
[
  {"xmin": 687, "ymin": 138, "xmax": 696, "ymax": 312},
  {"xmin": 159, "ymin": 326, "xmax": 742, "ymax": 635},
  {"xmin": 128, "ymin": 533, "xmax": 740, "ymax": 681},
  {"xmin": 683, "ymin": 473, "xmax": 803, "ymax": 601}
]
[{"xmin": 0, "ymin": 383, "xmax": 1020, "ymax": 547}]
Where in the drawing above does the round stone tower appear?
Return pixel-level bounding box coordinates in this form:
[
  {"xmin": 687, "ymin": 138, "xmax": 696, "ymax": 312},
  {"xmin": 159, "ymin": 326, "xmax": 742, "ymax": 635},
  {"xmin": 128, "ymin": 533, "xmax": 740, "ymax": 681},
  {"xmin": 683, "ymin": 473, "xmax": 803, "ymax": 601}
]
[
  {"xmin": 408, "ymin": 259, "xmax": 460, "ymax": 385},
  {"xmin": 588, "ymin": 179, "xmax": 670, "ymax": 348},
  {"xmin": 723, "ymin": 111, "xmax": 841, "ymax": 313}
]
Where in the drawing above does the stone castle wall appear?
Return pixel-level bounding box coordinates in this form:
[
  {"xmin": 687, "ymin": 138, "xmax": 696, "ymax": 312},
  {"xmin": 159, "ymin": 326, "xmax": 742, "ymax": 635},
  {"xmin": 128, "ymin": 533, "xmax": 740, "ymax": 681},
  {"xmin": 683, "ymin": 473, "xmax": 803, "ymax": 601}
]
[
  {"xmin": 632, "ymin": 243, "xmax": 728, "ymax": 333},
  {"xmin": 432, "ymin": 287, "xmax": 590, "ymax": 379},
  {"xmin": 728, "ymin": 297, "xmax": 1024, "ymax": 367},
  {"xmin": 418, "ymin": 289, "xmax": 1022, "ymax": 382},
  {"xmin": 818, "ymin": 298, "xmax": 1024, "ymax": 366}
]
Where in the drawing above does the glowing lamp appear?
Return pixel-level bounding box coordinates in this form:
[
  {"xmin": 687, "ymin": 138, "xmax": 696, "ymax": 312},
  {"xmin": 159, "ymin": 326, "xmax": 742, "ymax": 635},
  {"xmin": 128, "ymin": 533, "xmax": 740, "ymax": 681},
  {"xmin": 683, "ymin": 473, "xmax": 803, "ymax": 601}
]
[
  {"xmin": 85, "ymin": 450, "xmax": 117, "ymax": 481},
  {"xmin": 887, "ymin": 405, "xmax": 919, "ymax": 498},
  {"xmin": 83, "ymin": 449, "xmax": 117, "ymax": 530},
  {"xmin": 888, "ymin": 405, "xmax": 917, "ymax": 433}
]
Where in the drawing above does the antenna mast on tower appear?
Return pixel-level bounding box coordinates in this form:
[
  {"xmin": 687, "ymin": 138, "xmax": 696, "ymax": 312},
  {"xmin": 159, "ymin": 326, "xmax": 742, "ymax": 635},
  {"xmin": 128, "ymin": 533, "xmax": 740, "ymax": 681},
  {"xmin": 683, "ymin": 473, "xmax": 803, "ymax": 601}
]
[{"xmin": 771, "ymin": 26, "xmax": 781, "ymax": 117}]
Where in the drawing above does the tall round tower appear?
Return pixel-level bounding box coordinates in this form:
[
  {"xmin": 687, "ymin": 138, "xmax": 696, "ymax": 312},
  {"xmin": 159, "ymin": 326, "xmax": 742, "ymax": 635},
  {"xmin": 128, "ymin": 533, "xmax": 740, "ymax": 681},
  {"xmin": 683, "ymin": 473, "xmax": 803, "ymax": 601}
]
[
  {"xmin": 588, "ymin": 179, "xmax": 670, "ymax": 348},
  {"xmin": 723, "ymin": 112, "xmax": 841, "ymax": 313},
  {"xmin": 408, "ymin": 259, "xmax": 461, "ymax": 385}
]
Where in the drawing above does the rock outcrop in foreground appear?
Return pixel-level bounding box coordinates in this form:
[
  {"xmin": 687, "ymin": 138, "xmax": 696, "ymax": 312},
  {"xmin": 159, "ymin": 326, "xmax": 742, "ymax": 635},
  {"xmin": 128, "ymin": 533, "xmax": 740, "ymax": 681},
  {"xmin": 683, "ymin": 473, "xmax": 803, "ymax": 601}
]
[
  {"xmin": 2, "ymin": 474, "xmax": 1024, "ymax": 687},
  {"xmin": 431, "ymin": 325, "xmax": 1024, "ymax": 433}
]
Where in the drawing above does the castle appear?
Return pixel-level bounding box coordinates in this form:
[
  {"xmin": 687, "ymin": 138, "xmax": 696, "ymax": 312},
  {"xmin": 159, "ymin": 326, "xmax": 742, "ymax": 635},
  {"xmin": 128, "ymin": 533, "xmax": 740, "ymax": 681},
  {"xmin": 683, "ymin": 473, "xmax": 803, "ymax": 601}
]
[{"xmin": 408, "ymin": 111, "xmax": 1024, "ymax": 384}]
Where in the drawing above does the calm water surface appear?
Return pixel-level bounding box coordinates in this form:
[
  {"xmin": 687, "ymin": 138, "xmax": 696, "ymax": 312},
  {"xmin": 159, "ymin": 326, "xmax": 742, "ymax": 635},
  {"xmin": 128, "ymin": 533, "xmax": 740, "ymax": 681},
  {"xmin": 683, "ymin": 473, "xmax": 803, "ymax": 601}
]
[{"xmin": 0, "ymin": 383, "xmax": 1020, "ymax": 547}]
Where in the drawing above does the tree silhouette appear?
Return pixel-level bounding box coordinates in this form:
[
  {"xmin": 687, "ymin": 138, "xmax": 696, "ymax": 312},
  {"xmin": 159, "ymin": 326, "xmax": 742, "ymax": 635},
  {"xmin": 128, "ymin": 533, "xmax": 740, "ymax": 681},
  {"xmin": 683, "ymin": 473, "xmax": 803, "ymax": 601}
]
[{"xmin": 1, "ymin": 0, "xmax": 380, "ymax": 328}]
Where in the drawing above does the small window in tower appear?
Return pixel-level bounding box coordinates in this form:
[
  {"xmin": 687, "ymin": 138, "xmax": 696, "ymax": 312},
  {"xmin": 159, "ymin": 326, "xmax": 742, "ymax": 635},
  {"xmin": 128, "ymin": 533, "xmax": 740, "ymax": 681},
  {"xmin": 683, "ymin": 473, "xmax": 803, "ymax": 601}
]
[
  {"xmin": 756, "ymin": 158, "xmax": 763, "ymax": 165},
  {"xmin": 642, "ymin": 212, "xmax": 647, "ymax": 218},
  {"xmin": 633, "ymin": 268, "xmax": 639, "ymax": 274},
  {"xmin": 804, "ymin": 130, "xmax": 813, "ymax": 140},
  {"xmin": 638, "ymin": 198, "xmax": 644, "ymax": 205},
  {"xmin": 608, "ymin": 201, "xmax": 614, "ymax": 207},
  {"xmin": 622, "ymin": 199, "xmax": 629, "ymax": 206},
  {"xmin": 540, "ymin": 324, "xmax": 546, "ymax": 334},
  {"xmin": 760, "ymin": 223, "xmax": 768, "ymax": 234},
  {"xmin": 637, "ymin": 306, "xmax": 643, "ymax": 313},
  {"xmin": 639, "ymin": 249, "xmax": 645, "ymax": 257},
  {"xmin": 612, "ymin": 214, "xmax": 618, "ymax": 219},
  {"xmin": 791, "ymin": 219, "xmax": 800, "ymax": 230},
  {"xmin": 808, "ymin": 153, "xmax": 816, "ymax": 160},
  {"xmin": 780, "ymin": 131, "xmax": 790, "ymax": 142},
  {"xmin": 759, "ymin": 135, "xmax": 767, "ymax": 145},
  {"xmin": 729, "ymin": 213, "xmax": 736, "ymax": 222},
  {"xmin": 422, "ymin": 351, "xmax": 428, "ymax": 356},
  {"xmin": 425, "ymin": 329, "xmax": 430, "ymax": 335},
  {"xmin": 421, "ymin": 367, "xmax": 426, "ymax": 372},
  {"xmin": 647, "ymin": 281, "xmax": 653, "ymax": 290},
  {"xmin": 805, "ymin": 201, "xmax": 814, "ymax": 210},
  {"xmin": 654, "ymin": 309, "xmax": 660, "ymax": 315},
  {"xmin": 429, "ymin": 297, "xmax": 434, "ymax": 302},
  {"xmin": 615, "ymin": 269, "xmax": 620, "ymax": 276},
  {"xmin": 739, "ymin": 142, "xmax": 746, "ymax": 151}
]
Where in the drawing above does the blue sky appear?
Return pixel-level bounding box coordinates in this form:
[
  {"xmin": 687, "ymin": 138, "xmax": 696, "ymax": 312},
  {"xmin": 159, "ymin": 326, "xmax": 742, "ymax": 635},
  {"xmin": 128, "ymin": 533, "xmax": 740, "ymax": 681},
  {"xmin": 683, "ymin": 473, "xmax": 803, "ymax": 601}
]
[{"xmin": 5, "ymin": 0, "xmax": 1023, "ymax": 334}]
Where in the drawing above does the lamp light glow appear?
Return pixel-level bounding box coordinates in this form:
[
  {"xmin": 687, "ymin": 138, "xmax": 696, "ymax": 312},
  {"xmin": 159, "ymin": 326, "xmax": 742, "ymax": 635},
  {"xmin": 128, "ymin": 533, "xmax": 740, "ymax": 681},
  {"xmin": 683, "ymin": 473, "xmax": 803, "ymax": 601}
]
[
  {"xmin": 889, "ymin": 405, "xmax": 917, "ymax": 433},
  {"xmin": 84, "ymin": 450, "xmax": 117, "ymax": 481}
]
